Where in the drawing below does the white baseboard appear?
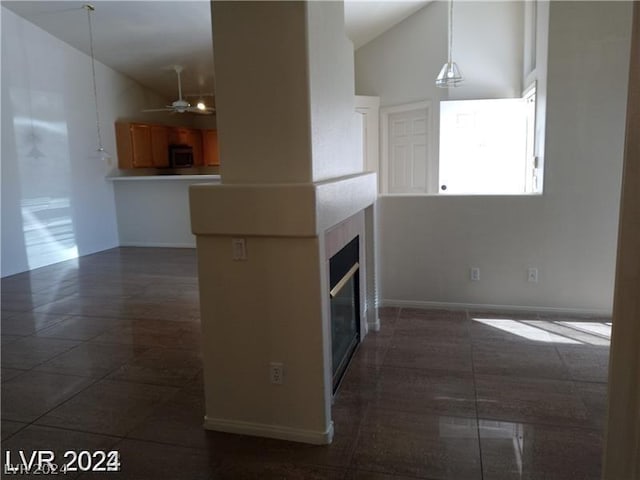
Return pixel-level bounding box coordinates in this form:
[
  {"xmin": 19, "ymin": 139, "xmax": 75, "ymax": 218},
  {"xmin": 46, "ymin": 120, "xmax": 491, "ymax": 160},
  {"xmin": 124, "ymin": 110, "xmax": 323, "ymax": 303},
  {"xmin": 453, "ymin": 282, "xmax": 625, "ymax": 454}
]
[
  {"xmin": 367, "ymin": 317, "xmax": 381, "ymax": 332},
  {"xmin": 380, "ymin": 299, "xmax": 611, "ymax": 317},
  {"xmin": 118, "ymin": 242, "xmax": 196, "ymax": 248},
  {"xmin": 364, "ymin": 303, "xmax": 380, "ymax": 332},
  {"xmin": 203, "ymin": 416, "xmax": 334, "ymax": 445}
]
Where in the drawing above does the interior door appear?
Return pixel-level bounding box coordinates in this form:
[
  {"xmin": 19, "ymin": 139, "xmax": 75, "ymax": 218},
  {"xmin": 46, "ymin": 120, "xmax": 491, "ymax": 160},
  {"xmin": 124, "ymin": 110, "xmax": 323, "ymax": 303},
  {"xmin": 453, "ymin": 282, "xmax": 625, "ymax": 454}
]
[{"xmin": 388, "ymin": 108, "xmax": 428, "ymax": 194}]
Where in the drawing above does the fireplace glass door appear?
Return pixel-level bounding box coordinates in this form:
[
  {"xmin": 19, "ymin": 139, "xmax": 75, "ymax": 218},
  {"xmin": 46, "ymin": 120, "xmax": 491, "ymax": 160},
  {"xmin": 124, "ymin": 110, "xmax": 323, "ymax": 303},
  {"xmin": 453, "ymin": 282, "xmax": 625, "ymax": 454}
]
[{"xmin": 329, "ymin": 236, "xmax": 360, "ymax": 393}]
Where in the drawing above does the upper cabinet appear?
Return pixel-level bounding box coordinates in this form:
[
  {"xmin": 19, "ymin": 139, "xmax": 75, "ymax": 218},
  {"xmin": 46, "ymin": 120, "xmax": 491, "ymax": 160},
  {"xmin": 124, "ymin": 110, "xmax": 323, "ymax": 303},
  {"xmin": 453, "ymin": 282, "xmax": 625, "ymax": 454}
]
[
  {"xmin": 150, "ymin": 125, "xmax": 170, "ymax": 168},
  {"xmin": 202, "ymin": 129, "xmax": 220, "ymax": 166},
  {"xmin": 115, "ymin": 122, "xmax": 217, "ymax": 169},
  {"xmin": 129, "ymin": 124, "xmax": 153, "ymax": 167}
]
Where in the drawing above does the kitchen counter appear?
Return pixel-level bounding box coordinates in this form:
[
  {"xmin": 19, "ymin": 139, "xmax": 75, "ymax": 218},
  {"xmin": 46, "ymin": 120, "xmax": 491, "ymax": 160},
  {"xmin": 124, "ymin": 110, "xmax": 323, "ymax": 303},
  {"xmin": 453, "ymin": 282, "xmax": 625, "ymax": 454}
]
[{"xmin": 108, "ymin": 174, "xmax": 221, "ymax": 182}]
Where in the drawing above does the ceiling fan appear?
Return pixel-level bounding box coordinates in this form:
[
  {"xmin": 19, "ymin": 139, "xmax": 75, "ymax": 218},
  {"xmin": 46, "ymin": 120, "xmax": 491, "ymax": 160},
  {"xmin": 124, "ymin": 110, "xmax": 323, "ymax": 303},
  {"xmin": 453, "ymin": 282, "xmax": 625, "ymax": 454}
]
[{"xmin": 143, "ymin": 65, "xmax": 215, "ymax": 115}]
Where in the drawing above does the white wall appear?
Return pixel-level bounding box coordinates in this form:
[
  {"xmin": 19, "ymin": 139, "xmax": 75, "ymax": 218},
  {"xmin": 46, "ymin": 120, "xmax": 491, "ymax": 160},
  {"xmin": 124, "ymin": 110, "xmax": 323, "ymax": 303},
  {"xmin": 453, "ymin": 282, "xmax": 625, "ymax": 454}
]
[
  {"xmin": 449, "ymin": 1, "xmax": 524, "ymax": 100},
  {"xmin": 112, "ymin": 177, "xmax": 220, "ymax": 248},
  {"xmin": 355, "ymin": 1, "xmax": 523, "ymax": 103},
  {"xmin": 306, "ymin": 1, "xmax": 361, "ymax": 182},
  {"xmin": 355, "ymin": 1, "xmax": 447, "ymax": 106},
  {"xmin": 212, "ymin": 2, "xmax": 313, "ymax": 184},
  {"xmin": 355, "ymin": 1, "xmax": 446, "ymax": 106},
  {"xmin": 1, "ymin": 7, "xmax": 172, "ymax": 277},
  {"xmin": 375, "ymin": 1, "xmax": 632, "ymax": 312}
]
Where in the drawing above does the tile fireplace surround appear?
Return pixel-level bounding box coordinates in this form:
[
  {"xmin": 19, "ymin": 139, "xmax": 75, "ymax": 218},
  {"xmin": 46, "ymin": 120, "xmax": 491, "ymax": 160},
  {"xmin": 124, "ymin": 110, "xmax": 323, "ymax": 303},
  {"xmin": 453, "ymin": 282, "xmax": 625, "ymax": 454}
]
[{"xmin": 1, "ymin": 248, "xmax": 610, "ymax": 479}]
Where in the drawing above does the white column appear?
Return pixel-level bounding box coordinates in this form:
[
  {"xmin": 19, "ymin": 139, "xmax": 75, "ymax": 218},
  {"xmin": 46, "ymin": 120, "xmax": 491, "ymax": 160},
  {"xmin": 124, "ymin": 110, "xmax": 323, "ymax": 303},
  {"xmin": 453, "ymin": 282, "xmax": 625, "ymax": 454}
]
[
  {"xmin": 603, "ymin": 5, "xmax": 640, "ymax": 479},
  {"xmin": 191, "ymin": 1, "xmax": 376, "ymax": 445}
]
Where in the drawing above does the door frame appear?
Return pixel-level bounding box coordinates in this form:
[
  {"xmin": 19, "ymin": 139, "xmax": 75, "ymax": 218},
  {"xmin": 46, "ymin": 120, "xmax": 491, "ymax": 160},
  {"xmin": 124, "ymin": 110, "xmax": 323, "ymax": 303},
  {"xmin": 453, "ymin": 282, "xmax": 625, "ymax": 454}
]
[
  {"xmin": 355, "ymin": 95, "xmax": 380, "ymax": 175},
  {"xmin": 380, "ymin": 100, "xmax": 433, "ymax": 195},
  {"xmin": 603, "ymin": 3, "xmax": 640, "ymax": 478}
]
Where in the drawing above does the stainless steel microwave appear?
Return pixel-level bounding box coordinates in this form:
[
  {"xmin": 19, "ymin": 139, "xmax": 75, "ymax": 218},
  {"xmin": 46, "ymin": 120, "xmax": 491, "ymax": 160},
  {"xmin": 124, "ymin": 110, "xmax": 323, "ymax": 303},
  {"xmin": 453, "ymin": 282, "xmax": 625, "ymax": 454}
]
[{"xmin": 169, "ymin": 144, "xmax": 194, "ymax": 168}]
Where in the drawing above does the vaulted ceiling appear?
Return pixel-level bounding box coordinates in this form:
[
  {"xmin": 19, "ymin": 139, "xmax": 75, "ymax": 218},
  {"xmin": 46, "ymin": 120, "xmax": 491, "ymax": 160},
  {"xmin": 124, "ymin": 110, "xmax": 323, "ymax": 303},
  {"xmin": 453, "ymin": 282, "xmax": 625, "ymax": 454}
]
[{"xmin": 3, "ymin": 1, "xmax": 430, "ymax": 101}]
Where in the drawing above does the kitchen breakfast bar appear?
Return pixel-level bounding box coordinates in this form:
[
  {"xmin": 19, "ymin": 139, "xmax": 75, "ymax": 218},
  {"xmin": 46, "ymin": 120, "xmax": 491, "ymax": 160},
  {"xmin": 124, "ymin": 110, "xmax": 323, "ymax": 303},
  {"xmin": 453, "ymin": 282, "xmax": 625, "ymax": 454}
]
[{"xmin": 107, "ymin": 174, "xmax": 221, "ymax": 248}]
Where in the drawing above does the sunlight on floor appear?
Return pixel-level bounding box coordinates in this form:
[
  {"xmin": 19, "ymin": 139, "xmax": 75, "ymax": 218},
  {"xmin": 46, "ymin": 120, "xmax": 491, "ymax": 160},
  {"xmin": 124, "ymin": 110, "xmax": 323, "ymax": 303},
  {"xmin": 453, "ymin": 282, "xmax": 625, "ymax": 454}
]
[{"xmin": 472, "ymin": 318, "xmax": 611, "ymax": 346}]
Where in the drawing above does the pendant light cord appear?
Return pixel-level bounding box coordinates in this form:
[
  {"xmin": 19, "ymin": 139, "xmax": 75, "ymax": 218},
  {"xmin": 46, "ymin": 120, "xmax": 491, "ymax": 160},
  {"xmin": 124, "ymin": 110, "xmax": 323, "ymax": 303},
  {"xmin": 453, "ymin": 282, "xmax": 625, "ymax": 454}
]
[
  {"xmin": 448, "ymin": 0, "xmax": 454, "ymax": 65},
  {"xmin": 85, "ymin": 4, "xmax": 103, "ymax": 150}
]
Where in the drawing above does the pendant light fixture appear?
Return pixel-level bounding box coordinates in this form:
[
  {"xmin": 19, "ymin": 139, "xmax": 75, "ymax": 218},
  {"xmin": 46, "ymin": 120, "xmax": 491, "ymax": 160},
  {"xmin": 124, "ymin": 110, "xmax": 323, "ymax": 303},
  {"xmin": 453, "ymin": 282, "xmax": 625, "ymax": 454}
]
[
  {"xmin": 435, "ymin": 0, "xmax": 463, "ymax": 88},
  {"xmin": 84, "ymin": 4, "xmax": 111, "ymax": 161}
]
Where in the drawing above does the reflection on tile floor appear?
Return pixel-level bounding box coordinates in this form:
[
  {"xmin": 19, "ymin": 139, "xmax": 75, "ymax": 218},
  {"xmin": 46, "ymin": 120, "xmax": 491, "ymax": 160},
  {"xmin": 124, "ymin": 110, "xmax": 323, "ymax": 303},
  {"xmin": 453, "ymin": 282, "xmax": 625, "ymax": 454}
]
[{"xmin": 1, "ymin": 248, "xmax": 610, "ymax": 479}]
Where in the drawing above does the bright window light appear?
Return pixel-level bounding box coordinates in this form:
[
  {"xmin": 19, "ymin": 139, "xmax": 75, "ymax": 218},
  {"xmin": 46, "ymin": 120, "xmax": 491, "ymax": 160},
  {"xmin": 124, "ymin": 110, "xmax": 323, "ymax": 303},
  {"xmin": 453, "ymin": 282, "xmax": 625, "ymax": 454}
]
[
  {"xmin": 439, "ymin": 91, "xmax": 539, "ymax": 195},
  {"xmin": 472, "ymin": 318, "xmax": 581, "ymax": 344},
  {"xmin": 473, "ymin": 318, "xmax": 611, "ymax": 346},
  {"xmin": 558, "ymin": 321, "xmax": 612, "ymax": 339}
]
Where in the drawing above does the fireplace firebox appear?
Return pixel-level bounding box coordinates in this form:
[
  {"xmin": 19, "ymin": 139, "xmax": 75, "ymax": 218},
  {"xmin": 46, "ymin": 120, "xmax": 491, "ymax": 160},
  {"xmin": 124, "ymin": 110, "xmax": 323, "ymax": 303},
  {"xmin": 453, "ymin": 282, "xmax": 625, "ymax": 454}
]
[{"xmin": 329, "ymin": 236, "xmax": 360, "ymax": 393}]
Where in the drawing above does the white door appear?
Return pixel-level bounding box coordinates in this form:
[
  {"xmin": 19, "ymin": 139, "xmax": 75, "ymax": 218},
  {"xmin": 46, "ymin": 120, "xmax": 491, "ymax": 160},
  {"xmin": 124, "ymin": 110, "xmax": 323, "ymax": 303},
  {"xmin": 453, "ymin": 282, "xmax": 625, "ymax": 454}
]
[{"xmin": 388, "ymin": 108, "xmax": 428, "ymax": 194}]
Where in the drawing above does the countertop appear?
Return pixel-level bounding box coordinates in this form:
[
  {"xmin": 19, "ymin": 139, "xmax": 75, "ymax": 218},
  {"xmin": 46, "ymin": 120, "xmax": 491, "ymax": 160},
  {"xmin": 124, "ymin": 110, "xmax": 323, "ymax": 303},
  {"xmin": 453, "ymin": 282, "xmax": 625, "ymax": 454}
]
[{"xmin": 107, "ymin": 174, "xmax": 221, "ymax": 182}]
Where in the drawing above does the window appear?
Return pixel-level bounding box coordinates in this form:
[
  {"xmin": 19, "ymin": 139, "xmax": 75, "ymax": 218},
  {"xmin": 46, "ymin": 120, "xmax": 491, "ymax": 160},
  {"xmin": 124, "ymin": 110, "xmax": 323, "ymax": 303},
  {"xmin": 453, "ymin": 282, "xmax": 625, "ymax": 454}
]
[{"xmin": 439, "ymin": 86, "xmax": 540, "ymax": 195}]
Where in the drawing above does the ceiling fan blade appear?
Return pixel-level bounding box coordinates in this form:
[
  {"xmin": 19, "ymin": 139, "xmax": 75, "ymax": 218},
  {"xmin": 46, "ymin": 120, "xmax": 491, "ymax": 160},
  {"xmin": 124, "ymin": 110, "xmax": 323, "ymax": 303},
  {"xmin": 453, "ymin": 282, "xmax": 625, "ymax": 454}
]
[{"xmin": 142, "ymin": 108, "xmax": 175, "ymax": 112}]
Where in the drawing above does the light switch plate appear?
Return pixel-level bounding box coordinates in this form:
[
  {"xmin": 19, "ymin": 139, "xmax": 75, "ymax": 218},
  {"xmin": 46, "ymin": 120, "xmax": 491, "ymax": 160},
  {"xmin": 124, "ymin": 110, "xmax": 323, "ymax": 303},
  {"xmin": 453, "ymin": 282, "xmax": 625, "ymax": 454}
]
[
  {"xmin": 470, "ymin": 267, "xmax": 480, "ymax": 281},
  {"xmin": 232, "ymin": 238, "xmax": 247, "ymax": 261}
]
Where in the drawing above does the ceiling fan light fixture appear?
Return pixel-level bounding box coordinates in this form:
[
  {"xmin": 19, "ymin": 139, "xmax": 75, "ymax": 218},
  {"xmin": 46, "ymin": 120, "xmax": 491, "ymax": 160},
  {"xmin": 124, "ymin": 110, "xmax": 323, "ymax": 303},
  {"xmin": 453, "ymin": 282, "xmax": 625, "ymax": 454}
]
[
  {"xmin": 196, "ymin": 101, "xmax": 206, "ymax": 111},
  {"xmin": 436, "ymin": 0, "xmax": 464, "ymax": 88}
]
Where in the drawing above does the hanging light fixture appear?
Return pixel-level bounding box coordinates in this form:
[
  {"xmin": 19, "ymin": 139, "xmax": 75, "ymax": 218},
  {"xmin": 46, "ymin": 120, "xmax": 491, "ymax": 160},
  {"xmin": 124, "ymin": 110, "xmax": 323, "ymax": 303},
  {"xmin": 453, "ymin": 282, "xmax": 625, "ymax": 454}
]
[
  {"xmin": 435, "ymin": 0, "xmax": 463, "ymax": 88},
  {"xmin": 84, "ymin": 4, "xmax": 111, "ymax": 161}
]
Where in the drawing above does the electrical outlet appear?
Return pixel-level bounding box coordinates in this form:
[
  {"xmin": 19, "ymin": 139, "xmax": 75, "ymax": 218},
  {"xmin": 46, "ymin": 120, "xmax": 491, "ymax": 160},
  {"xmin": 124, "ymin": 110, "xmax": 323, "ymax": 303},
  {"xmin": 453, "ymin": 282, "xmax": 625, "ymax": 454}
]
[
  {"xmin": 232, "ymin": 238, "xmax": 247, "ymax": 261},
  {"xmin": 470, "ymin": 267, "xmax": 480, "ymax": 282},
  {"xmin": 527, "ymin": 267, "xmax": 539, "ymax": 283},
  {"xmin": 269, "ymin": 362, "xmax": 284, "ymax": 385}
]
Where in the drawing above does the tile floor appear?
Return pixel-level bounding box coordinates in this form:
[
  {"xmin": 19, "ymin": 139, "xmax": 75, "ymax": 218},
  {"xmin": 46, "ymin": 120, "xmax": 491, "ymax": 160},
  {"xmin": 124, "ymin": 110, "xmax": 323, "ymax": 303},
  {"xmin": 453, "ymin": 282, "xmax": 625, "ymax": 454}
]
[{"xmin": 1, "ymin": 248, "xmax": 611, "ymax": 479}]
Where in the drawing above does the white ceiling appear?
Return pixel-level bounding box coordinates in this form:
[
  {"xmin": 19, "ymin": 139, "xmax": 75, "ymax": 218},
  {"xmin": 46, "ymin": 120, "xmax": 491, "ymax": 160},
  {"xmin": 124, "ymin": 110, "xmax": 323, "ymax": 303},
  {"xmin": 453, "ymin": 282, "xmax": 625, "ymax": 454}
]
[
  {"xmin": 3, "ymin": 0, "xmax": 430, "ymax": 101},
  {"xmin": 3, "ymin": 1, "xmax": 215, "ymax": 101}
]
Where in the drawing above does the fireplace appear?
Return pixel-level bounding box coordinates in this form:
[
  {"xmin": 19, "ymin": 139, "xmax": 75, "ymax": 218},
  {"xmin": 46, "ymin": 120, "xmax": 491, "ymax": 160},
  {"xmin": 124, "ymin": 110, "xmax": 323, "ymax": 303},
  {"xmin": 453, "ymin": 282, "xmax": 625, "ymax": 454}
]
[{"xmin": 329, "ymin": 236, "xmax": 360, "ymax": 393}]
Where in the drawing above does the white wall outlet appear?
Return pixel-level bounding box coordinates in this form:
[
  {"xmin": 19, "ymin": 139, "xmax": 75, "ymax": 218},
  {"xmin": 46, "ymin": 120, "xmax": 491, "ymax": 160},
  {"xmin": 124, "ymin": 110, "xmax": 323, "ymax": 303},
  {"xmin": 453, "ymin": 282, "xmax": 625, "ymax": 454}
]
[
  {"xmin": 470, "ymin": 267, "xmax": 481, "ymax": 281},
  {"xmin": 527, "ymin": 267, "xmax": 539, "ymax": 283},
  {"xmin": 232, "ymin": 238, "xmax": 247, "ymax": 261},
  {"xmin": 269, "ymin": 362, "xmax": 284, "ymax": 385}
]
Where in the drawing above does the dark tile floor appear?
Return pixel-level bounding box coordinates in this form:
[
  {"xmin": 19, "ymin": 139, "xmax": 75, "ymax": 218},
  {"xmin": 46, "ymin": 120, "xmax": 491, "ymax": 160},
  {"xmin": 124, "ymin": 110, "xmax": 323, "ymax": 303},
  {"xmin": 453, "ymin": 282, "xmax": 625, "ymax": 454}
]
[{"xmin": 1, "ymin": 248, "xmax": 611, "ymax": 479}]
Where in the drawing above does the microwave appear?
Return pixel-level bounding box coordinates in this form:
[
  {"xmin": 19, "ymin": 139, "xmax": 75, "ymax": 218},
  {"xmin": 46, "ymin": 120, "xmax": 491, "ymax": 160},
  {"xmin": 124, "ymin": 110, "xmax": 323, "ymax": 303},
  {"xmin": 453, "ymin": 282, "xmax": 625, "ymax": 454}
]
[{"xmin": 169, "ymin": 144, "xmax": 194, "ymax": 168}]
